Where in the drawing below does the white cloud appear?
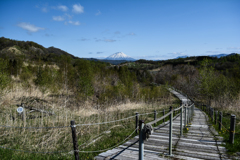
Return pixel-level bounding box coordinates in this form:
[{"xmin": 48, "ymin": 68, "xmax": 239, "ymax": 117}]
[
  {"xmin": 72, "ymin": 4, "xmax": 84, "ymax": 14},
  {"xmin": 206, "ymin": 51, "xmax": 221, "ymax": 54},
  {"xmin": 17, "ymin": 22, "xmax": 45, "ymax": 33},
  {"xmin": 65, "ymin": 13, "xmax": 72, "ymax": 19},
  {"xmin": 36, "ymin": 5, "xmax": 48, "ymax": 13},
  {"xmin": 128, "ymin": 32, "xmax": 136, "ymax": 36},
  {"xmin": 95, "ymin": 38, "xmax": 116, "ymax": 42},
  {"xmin": 227, "ymin": 47, "xmax": 240, "ymax": 50},
  {"xmin": 57, "ymin": 5, "xmax": 68, "ymax": 11},
  {"xmin": 68, "ymin": 20, "xmax": 80, "ymax": 25},
  {"xmin": 168, "ymin": 52, "xmax": 184, "ymax": 55},
  {"xmin": 78, "ymin": 38, "xmax": 89, "ymax": 41},
  {"xmin": 114, "ymin": 31, "xmax": 121, "ymax": 34},
  {"xmin": 53, "ymin": 16, "xmax": 65, "ymax": 21},
  {"xmin": 42, "ymin": 7, "xmax": 48, "ymax": 12},
  {"xmin": 104, "ymin": 39, "xmax": 116, "ymax": 42},
  {"xmin": 95, "ymin": 10, "xmax": 101, "ymax": 16}
]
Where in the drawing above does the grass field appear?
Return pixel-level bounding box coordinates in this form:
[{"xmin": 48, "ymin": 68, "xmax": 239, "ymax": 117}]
[{"xmin": 0, "ymin": 87, "xmax": 180, "ymax": 160}]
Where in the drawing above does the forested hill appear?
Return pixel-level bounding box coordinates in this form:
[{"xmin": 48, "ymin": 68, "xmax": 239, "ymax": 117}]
[
  {"xmin": 0, "ymin": 36, "xmax": 240, "ymax": 111},
  {"xmin": 0, "ymin": 37, "xmax": 160, "ymax": 109},
  {"xmin": 0, "ymin": 37, "xmax": 128, "ymax": 65},
  {"xmin": 0, "ymin": 37, "xmax": 83, "ymax": 62},
  {"xmin": 124, "ymin": 52, "xmax": 240, "ymax": 111}
]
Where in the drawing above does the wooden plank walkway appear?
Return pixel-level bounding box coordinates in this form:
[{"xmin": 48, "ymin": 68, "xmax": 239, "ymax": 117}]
[{"xmin": 95, "ymin": 90, "xmax": 229, "ymax": 160}]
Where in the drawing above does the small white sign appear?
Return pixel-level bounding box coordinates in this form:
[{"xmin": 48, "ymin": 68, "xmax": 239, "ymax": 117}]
[{"xmin": 17, "ymin": 107, "xmax": 24, "ymax": 113}]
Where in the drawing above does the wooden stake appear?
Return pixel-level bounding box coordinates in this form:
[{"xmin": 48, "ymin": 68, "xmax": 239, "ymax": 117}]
[{"xmin": 71, "ymin": 120, "xmax": 79, "ymax": 160}]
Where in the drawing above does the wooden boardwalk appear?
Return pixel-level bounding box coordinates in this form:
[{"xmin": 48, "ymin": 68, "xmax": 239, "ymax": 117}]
[{"xmin": 95, "ymin": 90, "xmax": 229, "ymax": 160}]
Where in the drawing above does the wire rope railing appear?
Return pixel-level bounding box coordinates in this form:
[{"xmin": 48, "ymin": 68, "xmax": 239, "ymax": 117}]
[
  {"xmin": 194, "ymin": 96, "xmax": 238, "ymax": 144},
  {"xmin": 136, "ymin": 88, "xmax": 195, "ymax": 159},
  {"xmin": 76, "ymin": 127, "xmax": 138, "ymax": 153},
  {"xmin": 1, "ymin": 88, "xmax": 195, "ymax": 160},
  {"xmin": 0, "ymin": 107, "xmax": 164, "ymax": 158}
]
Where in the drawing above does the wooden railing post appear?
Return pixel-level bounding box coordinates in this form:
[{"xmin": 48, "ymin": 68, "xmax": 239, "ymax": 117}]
[
  {"xmin": 154, "ymin": 110, "xmax": 157, "ymax": 126},
  {"xmin": 136, "ymin": 112, "xmax": 139, "ymax": 135},
  {"xmin": 219, "ymin": 112, "xmax": 222, "ymax": 131},
  {"xmin": 184, "ymin": 105, "xmax": 187, "ymax": 127},
  {"xmin": 209, "ymin": 106, "xmax": 211, "ymax": 116},
  {"xmin": 163, "ymin": 109, "xmax": 165, "ymax": 122},
  {"xmin": 192, "ymin": 104, "xmax": 194, "ymax": 116},
  {"xmin": 190, "ymin": 105, "xmax": 192, "ymax": 121},
  {"xmin": 193, "ymin": 104, "xmax": 195, "ymax": 114},
  {"xmin": 215, "ymin": 111, "xmax": 218, "ymax": 125},
  {"xmin": 229, "ymin": 114, "xmax": 236, "ymax": 144},
  {"xmin": 212, "ymin": 108, "xmax": 214, "ymax": 122},
  {"xmin": 71, "ymin": 120, "xmax": 79, "ymax": 160},
  {"xmin": 189, "ymin": 105, "xmax": 191, "ymax": 120},
  {"xmin": 191, "ymin": 104, "xmax": 193, "ymax": 118},
  {"xmin": 169, "ymin": 106, "xmax": 173, "ymax": 156},
  {"xmin": 189, "ymin": 105, "xmax": 191, "ymax": 122},
  {"xmin": 180, "ymin": 106, "xmax": 183, "ymax": 136},
  {"xmin": 139, "ymin": 120, "xmax": 144, "ymax": 160}
]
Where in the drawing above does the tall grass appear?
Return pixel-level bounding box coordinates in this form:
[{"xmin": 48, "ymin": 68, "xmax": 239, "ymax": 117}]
[{"xmin": 0, "ymin": 84, "xmax": 180, "ymax": 159}]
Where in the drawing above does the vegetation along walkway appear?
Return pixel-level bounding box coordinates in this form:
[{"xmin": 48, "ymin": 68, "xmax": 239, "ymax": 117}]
[{"xmin": 95, "ymin": 90, "xmax": 228, "ymax": 160}]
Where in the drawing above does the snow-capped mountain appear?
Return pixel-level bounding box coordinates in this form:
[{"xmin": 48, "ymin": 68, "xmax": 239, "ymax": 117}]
[{"xmin": 105, "ymin": 52, "xmax": 135, "ymax": 61}]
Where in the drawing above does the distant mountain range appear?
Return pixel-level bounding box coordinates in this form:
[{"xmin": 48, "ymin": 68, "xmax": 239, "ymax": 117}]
[
  {"xmin": 105, "ymin": 52, "xmax": 135, "ymax": 61},
  {"xmin": 175, "ymin": 55, "xmax": 188, "ymax": 59},
  {"xmin": 209, "ymin": 53, "xmax": 234, "ymax": 58},
  {"xmin": 1, "ymin": 37, "xmax": 239, "ymax": 65},
  {"xmin": 175, "ymin": 53, "xmax": 238, "ymax": 59}
]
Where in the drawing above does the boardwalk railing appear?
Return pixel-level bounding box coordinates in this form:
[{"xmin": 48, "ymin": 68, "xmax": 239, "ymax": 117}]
[
  {"xmin": 201, "ymin": 104, "xmax": 238, "ymax": 144},
  {"xmin": 1, "ymin": 88, "xmax": 195, "ymax": 160},
  {"xmin": 137, "ymin": 101, "xmax": 194, "ymax": 159},
  {"xmin": 0, "ymin": 108, "xmax": 175, "ymax": 159},
  {"xmin": 170, "ymin": 86, "xmax": 239, "ymax": 145}
]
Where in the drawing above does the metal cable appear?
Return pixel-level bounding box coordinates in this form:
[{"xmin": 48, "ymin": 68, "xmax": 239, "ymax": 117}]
[
  {"xmin": 78, "ymin": 125, "xmax": 124, "ymax": 148},
  {"xmin": 138, "ymin": 112, "xmax": 154, "ymax": 116},
  {"xmin": 75, "ymin": 127, "xmax": 138, "ymax": 153},
  {"xmin": 0, "ymin": 115, "xmax": 136, "ymax": 128},
  {"xmin": 75, "ymin": 115, "xmax": 136, "ymax": 127},
  {"xmin": 138, "ymin": 110, "xmax": 164, "ymax": 116},
  {"xmin": 147, "ymin": 111, "xmax": 173, "ymax": 125},
  {"xmin": 153, "ymin": 113, "xmax": 181, "ymax": 130},
  {"xmin": 174, "ymin": 105, "xmax": 183, "ymax": 111}
]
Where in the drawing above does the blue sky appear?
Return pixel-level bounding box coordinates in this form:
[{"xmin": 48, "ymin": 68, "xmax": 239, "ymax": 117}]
[{"xmin": 0, "ymin": 0, "xmax": 239, "ymax": 60}]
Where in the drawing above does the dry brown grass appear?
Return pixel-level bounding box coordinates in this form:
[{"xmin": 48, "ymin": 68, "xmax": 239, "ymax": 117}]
[
  {"xmin": 209, "ymin": 94, "xmax": 240, "ymax": 118},
  {"xmin": 0, "ymin": 81, "xmax": 178, "ymax": 154}
]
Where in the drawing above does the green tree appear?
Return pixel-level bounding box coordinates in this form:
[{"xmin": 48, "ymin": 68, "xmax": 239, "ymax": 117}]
[
  {"xmin": 198, "ymin": 59, "xmax": 216, "ymax": 105},
  {"xmin": 0, "ymin": 58, "xmax": 11, "ymax": 93},
  {"xmin": 75, "ymin": 59, "xmax": 94, "ymax": 99}
]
